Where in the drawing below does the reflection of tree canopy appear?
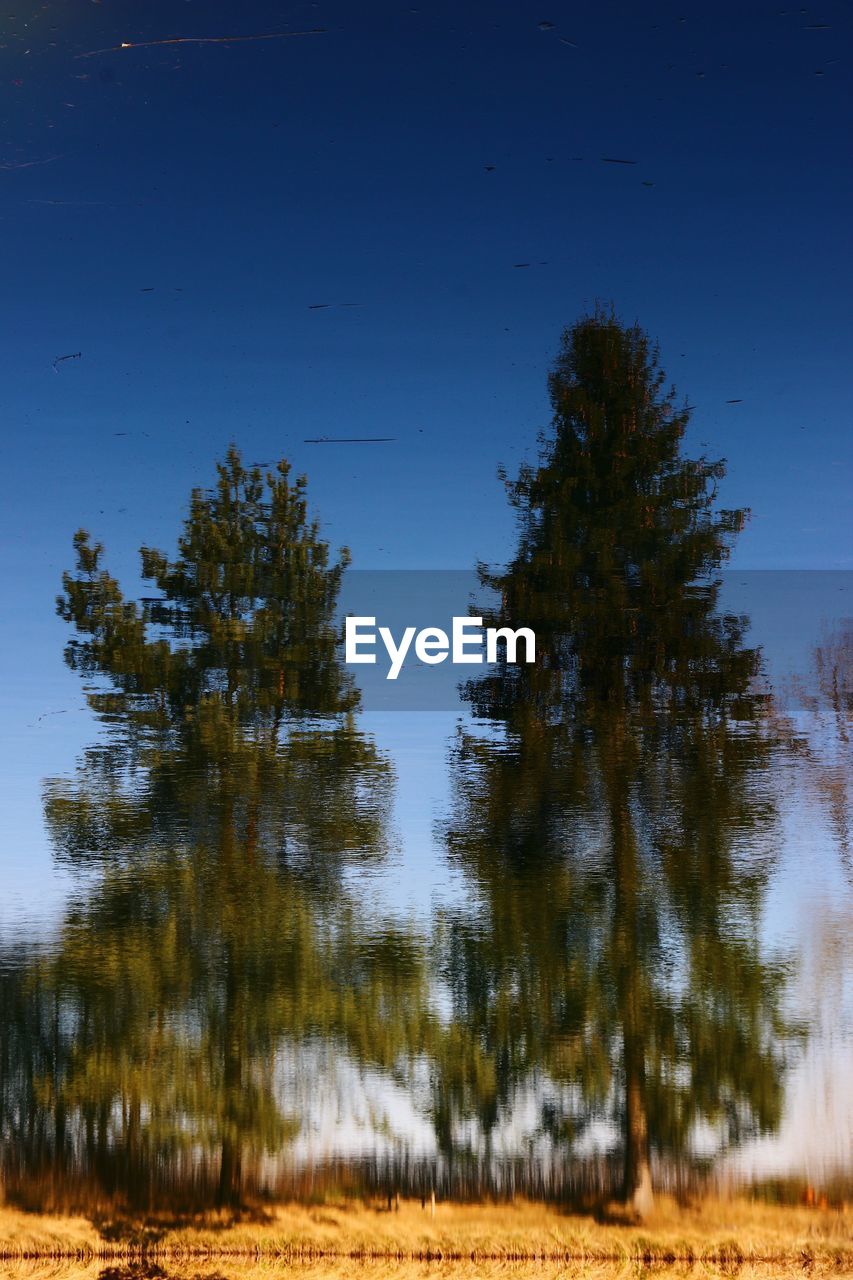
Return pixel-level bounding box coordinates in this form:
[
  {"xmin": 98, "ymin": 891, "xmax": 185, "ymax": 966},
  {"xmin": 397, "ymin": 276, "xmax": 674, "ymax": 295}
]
[
  {"xmin": 443, "ymin": 311, "xmax": 793, "ymax": 1214},
  {"xmin": 0, "ymin": 448, "xmax": 433, "ymax": 1208},
  {"xmin": 60, "ymin": 445, "xmax": 358, "ymax": 735},
  {"xmin": 10, "ymin": 841, "xmax": 429, "ymax": 1207}
]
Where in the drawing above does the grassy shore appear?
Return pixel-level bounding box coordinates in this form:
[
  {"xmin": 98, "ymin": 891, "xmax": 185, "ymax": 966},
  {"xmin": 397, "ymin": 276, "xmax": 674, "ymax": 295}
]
[{"xmin": 0, "ymin": 1195, "xmax": 850, "ymax": 1275}]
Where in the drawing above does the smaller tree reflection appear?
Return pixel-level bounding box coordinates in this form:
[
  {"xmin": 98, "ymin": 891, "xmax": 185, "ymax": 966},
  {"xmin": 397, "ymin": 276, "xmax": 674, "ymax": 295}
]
[{"xmin": 0, "ymin": 447, "xmax": 433, "ymax": 1209}]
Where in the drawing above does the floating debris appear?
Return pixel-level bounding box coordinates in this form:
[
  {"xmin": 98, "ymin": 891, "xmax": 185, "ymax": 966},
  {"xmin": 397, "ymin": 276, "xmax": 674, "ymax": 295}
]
[
  {"xmin": 27, "ymin": 198, "xmax": 113, "ymax": 206},
  {"xmin": 52, "ymin": 351, "xmax": 82, "ymax": 372},
  {"xmin": 1, "ymin": 155, "xmax": 59, "ymax": 170},
  {"xmin": 29, "ymin": 708, "xmax": 70, "ymax": 727},
  {"xmin": 76, "ymin": 29, "xmax": 326, "ymax": 58}
]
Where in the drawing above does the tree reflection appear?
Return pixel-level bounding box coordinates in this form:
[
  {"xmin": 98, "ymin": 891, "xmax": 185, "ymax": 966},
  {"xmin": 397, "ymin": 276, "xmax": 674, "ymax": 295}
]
[
  {"xmin": 0, "ymin": 448, "xmax": 431, "ymax": 1208},
  {"xmin": 443, "ymin": 311, "xmax": 793, "ymax": 1215}
]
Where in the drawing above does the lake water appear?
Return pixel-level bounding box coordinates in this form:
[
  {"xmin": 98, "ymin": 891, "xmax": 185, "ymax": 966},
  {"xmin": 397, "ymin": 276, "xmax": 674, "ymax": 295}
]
[{"xmin": 0, "ymin": 563, "xmax": 849, "ymax": 1212}]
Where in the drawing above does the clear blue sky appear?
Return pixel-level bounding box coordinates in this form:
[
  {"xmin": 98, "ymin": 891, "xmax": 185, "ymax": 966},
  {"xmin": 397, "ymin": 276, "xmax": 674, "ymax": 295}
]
[
  {"xmin": 2, "ymin": 0, "xmax": 850, "ymax": 592},
  {"xmin": 1, "ymin": 1, "xmax": 851, "ymax": 932}
]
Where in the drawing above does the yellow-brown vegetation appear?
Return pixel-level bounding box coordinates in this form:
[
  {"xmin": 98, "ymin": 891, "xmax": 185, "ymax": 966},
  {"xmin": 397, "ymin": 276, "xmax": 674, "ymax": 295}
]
[{"xmin": 0, "ymin": 1194, "xmax": 850, "ymax": 1276}]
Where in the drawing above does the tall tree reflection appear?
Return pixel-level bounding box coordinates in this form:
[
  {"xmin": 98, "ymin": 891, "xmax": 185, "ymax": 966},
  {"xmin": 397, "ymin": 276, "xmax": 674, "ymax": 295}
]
[
  {"xmin": 3, "ymin": 448, "xmax": 430, "ymax": 1208},
  {"xmin": 443, "ymin": 312, "xmax": 792, "ymax": 1215}
]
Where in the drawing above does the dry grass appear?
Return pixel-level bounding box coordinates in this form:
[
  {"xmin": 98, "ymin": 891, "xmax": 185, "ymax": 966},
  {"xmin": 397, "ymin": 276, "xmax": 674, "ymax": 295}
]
[{"xmin": 0, "ymin": 1195, "xmax": 850, "ymax": 1275}]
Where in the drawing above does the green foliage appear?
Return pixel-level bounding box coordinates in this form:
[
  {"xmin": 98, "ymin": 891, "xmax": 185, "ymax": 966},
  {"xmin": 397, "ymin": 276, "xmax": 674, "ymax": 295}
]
[
  {"xmin": 1, "ymin": 446, "xmax": 434, "ymax": 1208},
  {"xmin": 56, "ymin": 445, "xmax": 357, "ymax": 749},
  {"xmin": 443, "ymin": 310, "xmax": 792, "ymax": 1201}
]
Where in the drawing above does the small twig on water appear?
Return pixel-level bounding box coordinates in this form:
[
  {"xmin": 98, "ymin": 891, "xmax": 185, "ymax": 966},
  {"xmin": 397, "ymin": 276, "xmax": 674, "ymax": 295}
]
[{"xmin": 75, "ymin": 30, "xmax": 325, "ymax": 58}]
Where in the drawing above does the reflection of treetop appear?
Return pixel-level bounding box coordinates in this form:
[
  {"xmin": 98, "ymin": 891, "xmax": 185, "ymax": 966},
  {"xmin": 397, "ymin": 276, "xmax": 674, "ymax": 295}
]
[
  {"xmin": 57, "ymin": 444, "xmax": 359, "ymax": 739},
  {"xmin": 32, "ymin": 448, "xmax": 415, "ymax": 1210},
  {"xmin": 474, "ymin": 309, "xmax": 757, "ymax": 728},
  {"xmin": 447, "ymin": 310, "xmax": 789, "ymax": 1219},
  {"xmin": 49, "ymin": 445, "xmax": 389, "ymax": 873}
]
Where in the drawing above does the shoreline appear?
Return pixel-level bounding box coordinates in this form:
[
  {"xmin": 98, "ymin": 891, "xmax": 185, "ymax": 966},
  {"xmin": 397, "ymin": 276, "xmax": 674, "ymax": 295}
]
[{"xmin": 0, "ymin": 1196, "xmax": 850, "ymax": 1272}]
